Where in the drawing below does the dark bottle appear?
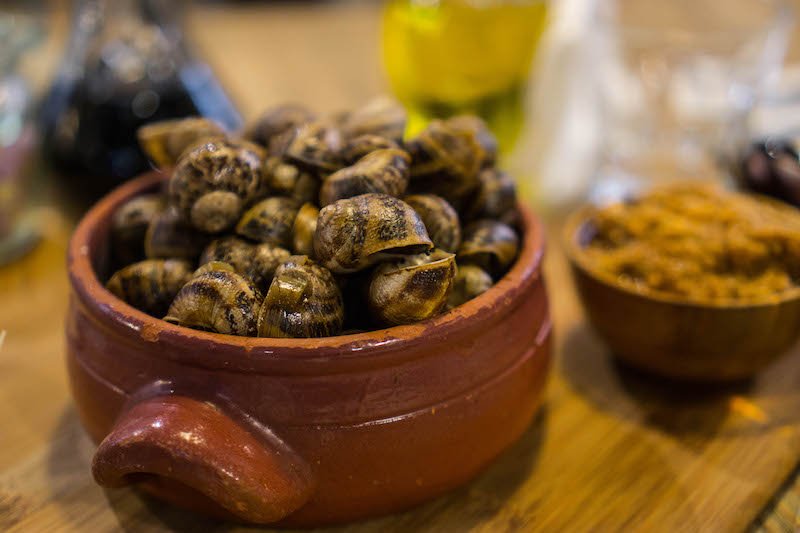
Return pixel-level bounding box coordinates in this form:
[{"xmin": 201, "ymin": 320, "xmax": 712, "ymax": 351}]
[{"xmin": 40, "ymin": 0, "xmax": 241, "ymax": 200}]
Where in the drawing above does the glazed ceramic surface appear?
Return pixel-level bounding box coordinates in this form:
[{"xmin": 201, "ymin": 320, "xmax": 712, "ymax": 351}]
[{"xmin": 66, "ymin": 171, "xmax": 552, "ymax": 526}]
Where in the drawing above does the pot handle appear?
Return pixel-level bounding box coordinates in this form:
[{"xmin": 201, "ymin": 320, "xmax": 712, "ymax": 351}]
[{"xmin": 92, "ymin": 395, "xmax": 315, "ymax": 524}]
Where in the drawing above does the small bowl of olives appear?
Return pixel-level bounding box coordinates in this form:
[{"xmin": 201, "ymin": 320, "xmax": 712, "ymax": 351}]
[{"xmin": 65, "ymin": 101, "xmax": 551, "ymax": 526}]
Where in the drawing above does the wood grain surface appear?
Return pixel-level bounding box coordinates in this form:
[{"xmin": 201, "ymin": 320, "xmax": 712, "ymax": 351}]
[{"xmin": 1, "ymin": 1, "xmax": 799, "ymax": 531}]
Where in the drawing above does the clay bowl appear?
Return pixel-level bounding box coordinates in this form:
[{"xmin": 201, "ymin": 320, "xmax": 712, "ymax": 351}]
[
  {"xmin": 66, "ymin": 171, "xmax": 552, "ymax": 527},
  {"xmin": 564, "ymin": 207, "xmax": 800, "ymax": 382}
]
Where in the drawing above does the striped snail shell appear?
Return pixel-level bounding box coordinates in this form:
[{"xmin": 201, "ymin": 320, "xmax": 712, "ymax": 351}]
[
  {"xmin": 445, "ymin": 115, "xmax": 497, "ymax": 170},
  {"xmin": 282, "ymin": 121, "xmax": 344, "ymax": 173},
  {"xmin": 246, "ymin": 104, "xmax": 316, "ymax": 149},
  {"xmin": 262, "ymin": 156, "xmax": 320, "ymax": 205},
  {"xmin": 458, "ymin": 220, "xmax": 519, "ymax": 277},
  {"xmin": 338, "ymin": 97, "xmax": 407, "ymax": 142},
  {"xmin": 111, "ymin": 193, "xmax": 165, "ymax": 265},
  {"xmin": 403, "ymin": 194, "xmax": 461, "ymax": 253},
  {"xmin": 144, "ymin": 207, "xmax": 208, "ymax": 261},
  {"xmin": 340, "ymin": 134, "xmax": 401, "ymax": 164},
  {"xmin": 257, "ymin": 256, "xmax": 344, "ymax": 338},
  {"xmin": 319, "ymin": 148, "xmax": 411, "ymax": 207},
  {"xmin": 106, "ymin": 259, "xmax": 193, "ymax": 317},
  {"xmin": 368, "ymin": 250, "xmax": 456, "ymax": 326},
  {"xmin": 292, "ymin": 203, "xmax": 319, "ymax": 258},
  {"xmin": 313, "ymin": 193, "xmax": 433, "ymax": 274},
  {"xmin": 199, "ymin": 236, "xmax": 290, "ymax": 290},
  {"xmin": 137, "ymin": 117, "xmax": 227, "ymax": 168},
  {"xmin": 463, "ymin": 168, "xmax": 518, "ymax": 224},
  {"xmin": 169, "ymin": 139, "xmax": 263, "ymax": 234},
  {"xmin": 164, "ymin": 269, "xmax": 262, "ymax": 336},
  {"xmin": 235, "ymin": 196, "xmax": 300, "ymax": 248},
  {"xmin": 447, "ymin": 263, "xmax": 493, "ymax": 308}
]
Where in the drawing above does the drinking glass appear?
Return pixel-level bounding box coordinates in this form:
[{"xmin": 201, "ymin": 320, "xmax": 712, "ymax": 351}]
[{"xmin": 591, "ymin": 0, "xmax": 793, "ymax": 203}]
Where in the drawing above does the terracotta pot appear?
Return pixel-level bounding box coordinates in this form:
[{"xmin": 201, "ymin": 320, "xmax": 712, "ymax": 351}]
[{"xmin": 66, "ymin": 171, "xmax": 551, "ymax": 527}]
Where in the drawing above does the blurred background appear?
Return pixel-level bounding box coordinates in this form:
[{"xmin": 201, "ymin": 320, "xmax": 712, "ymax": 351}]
[{"xmin": 1, "ymin": 0, "xmax": 799, "ymax": 265}]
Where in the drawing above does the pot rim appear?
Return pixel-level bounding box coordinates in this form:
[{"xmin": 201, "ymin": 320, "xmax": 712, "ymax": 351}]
[{"xmin": 68, "ymin": 171, "xmax": 546, "ymax": 374}]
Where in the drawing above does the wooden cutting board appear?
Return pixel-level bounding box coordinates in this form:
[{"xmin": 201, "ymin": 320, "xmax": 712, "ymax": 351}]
[{"xmin": 1, "ymin": 219, "xmax": 798, "ymax": 532}]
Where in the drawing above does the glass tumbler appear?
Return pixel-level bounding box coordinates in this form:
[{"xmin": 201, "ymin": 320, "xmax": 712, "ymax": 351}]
[{"xmin": 591, "ymin": 0, "xmax": 793, "ymax": 203}]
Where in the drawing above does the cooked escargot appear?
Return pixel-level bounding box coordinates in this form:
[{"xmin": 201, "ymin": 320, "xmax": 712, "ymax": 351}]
[
  {"xmin": 169, "ymin": 139, "xmax": 263, "ymax": 233},
  {"xmin": 144, "ymin": 207, "xmax": 207, "ymax": 260},
  {"xmin": 111, "ymin": 193, "xmax": 165, "ymax": 265},
  {"xmin": 448, "ymin": 264, "xmax": 493, "ymax": 308},
  {"xmin": 446, "ymin": 115, "xmax": 497, "ymax": 170},
  {"xmin": 200, "ymin": 236, "xmax": 290, "ymax": 290},
  {"xmin": 235, "ymin": 197, "xmax": 300, "ymax": 248},
  {"xmin": 368, "ymin": 250, "xmax": 456, "ymax": 326},
  {"xmin": 106, "ymin": 259, "xmax": 193, "ymax": 317},
  {"xmin": 403, "ymin": 194, "xmax": 461, "ymax": 253},
  {"xmin": 262, "ymin": 157, "xmax": 319, "ymax": 204},
  {"xmin": 164, "ymin": 269, "xmax": 262, "ymax": 336},
  {"xmin": 338, "ymin": 97, "xmax": 407, "ymax": 142},
  {"xmin": 292, "ymin": 203, "xmax": 319, "ymax": 257},
  {"xmin": 319, "ymin": 149, "xmax": 411, "ymax": 206},
  {"xmin": 282, "ymin": 121, "xmax": 343, "ymax": 172},
  {"xmin": 340, "ymin": 134, "xmax": 401, "ymax": 164},
  {"xmin": 137, "ymin": 117, "xmax": 227, "ymax": 168},
  {"xmin": 246, "ymin": 104, "xmax": 315, "ymax": 148},
  {"xmin": 458, "ymin": 220, "xmax": 519, "ymax": 277},
  {"xmin": 257, "ymin": 256, "xmax": 344, "ymax": 338},
  {"xmin": 314, "ymin": 193, "xmax": 433, "ymax": 273},
  {"xmin": 463, "ymin": 168, "xmax": 517, "ymax": 223}
]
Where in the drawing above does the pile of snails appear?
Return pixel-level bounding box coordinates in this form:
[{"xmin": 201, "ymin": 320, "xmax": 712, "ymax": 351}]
[{"xmin": 105, "ymin": 98, "xmax": 521, "ymax": 338}]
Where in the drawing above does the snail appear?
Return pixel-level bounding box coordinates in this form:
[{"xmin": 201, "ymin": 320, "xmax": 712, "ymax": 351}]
[
  {"xmin": 338, "ymin": 97, "xmax": 407, "ymax": 142},
  {"xmin": 404, "ymin": 119, "xmax": 485, "ymax": 209},
  {"xmin": 448, "ymin": 264, "xmax": 493, "ymax": 308},
  {"xmin": 319, "ymin": 148, "xmax": 411, "ymax": 206},
  {"xmin": 458, "ymin": 220, "xmax": 519, "ymax": 277},
  {"xmin": 235, "ymin": 197, "xmax": 300, "ymax": 248},
  {"xmin": 137, "ymin": 117, "xmax": 227, "ymax": 168},
  {"xmin": 292, "ymin": 203, "xmax": 319, "ymax": 257},
  {"xmin": 246, "ymin": 104, "xmax": 316, "ymax": 149},
  {"xmin": 111, "ymin": 193, "xmax": 165, "ymax": 265},
  {"xmin": 257, "ymin": 256, "xmax": 344, "ymax": 338},
  {"xmin": 193, "ymin": 260, "xmax": 236, "ymax": 276},
  {"xmin": 200, "ymin": 236, "xmax": 290, "ymax": 290},
  {"xmin": 262, "ymin": 156, "xmax": 320, "ymax": 205},
  {"xmin": 106, "ymin": 259, "xmax": 193, "ymax": 317},
  {"xmin": 340, "ymin": 134, "xmax": 401, "ymax": 164},
  {"xmin": 164, "ymin": 269, "xmax": 262, "ymax": 336},
  {"xmin": 144, "ymin": 207, "xmax": 208, "ymax": 260},
  {"xmin": 314, "ymin": 193, "xmax": 433, "ymax": 273},
  {"xmin": 403, "ymin": 194, "xmax": 461, "ymax": 253},
  {"xmin": 368, "ymin": 250, "xmax": 456, "ymax": 326},
  {"xmin": 446, "ymin": 115, "xmax": 497, "ymax": 170},
  {"xmin": 169, "ymin": 139, "xmax": 263, "ymax": 234},
  {"xmin": 282, "ymin": 121, "xmax": 344, "ymax": 172},
  {"xmin": 463, "ymin": 168, "xmax": 518, "ymax": 224}
]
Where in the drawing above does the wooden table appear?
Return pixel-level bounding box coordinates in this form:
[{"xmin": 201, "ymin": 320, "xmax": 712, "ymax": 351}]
[{"xmin": 2, "ymin": 2, "xmax": 799, "ymax": 531}]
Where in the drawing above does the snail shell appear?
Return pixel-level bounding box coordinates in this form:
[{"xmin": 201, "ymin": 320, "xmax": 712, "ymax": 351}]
[
  {"xmin": 200, "ymin": 236, "xmax": 290, "ymax": 290},
  {"xmin": 338, "ymin": 97, "xmax": 407, "ymax": 142},
  {"xmin": 282, "ymin": 121, "xmax": 343, "ymax": 172},
  {"xmin": 144, "ymin": 207, "xmax": 208, "ymax": 261},
  {"xmin": 463, "ymin": 168, "xmax": 518, "ymax": 224},
  {"xmin": 246, "ymin": 104, "xmax": 316, "ymax": 148},
  {"xmin": 292, "ymin": 203, "xmax": 319, "ymax": 257},
  {"xmin": 106, "ymin": 259, "xmax": 193, "ymax": 317},
  {"xmin": 193, "ymin": 260, "xmax": 236, "ymax": 276},
  {"xmin": 257, "ymin": 256, "xmax": 344, "ymax": 338},
  {"xmin": 313, "ymin": 193, "xmax": 433, "ymax": 273},
  {"xmin": 169, "ymin": 139, "xmax": 263, "ymax": 233},
  {"xmin": 235, "ymin": 197, "xmax": 300, "ymax": 248},
  {"xmin": 319, "ymin": 148, "xmax": 411, "ymax": 206},
  {"xmin": 446, "ymin": 115, "xmax": 497, "ymax": 169},
  {"xmin": 403, "ymin": 194, "xmax": 461, "ymax": 253},
  {"xmin": 448, "ymin": 263, "xmax": 493, "ymax": 308},
  {"xmin": 164, "ymin": 269, "xmax": 262, "ymax": 336},
  {"xmin": 111, "ymin": 193, "xmax": 165, "ymax": 265},
  {"xmin": 137, "ymin": 117, "xmax": 227, "ymax": 168},
  {"xmin": 262, "ymin": 156, "xmax": 319, "ymax": 205},
  {"xmin": 458, "ymin": 220, "xmax": 519, "ymax": 277},
  {"xmin": 368, "ymin": 250, "xmax": 456, "ymax": 326},
  {"xmin": 340, "ymin": 134, "xmax": 401, "ymax": 164}
]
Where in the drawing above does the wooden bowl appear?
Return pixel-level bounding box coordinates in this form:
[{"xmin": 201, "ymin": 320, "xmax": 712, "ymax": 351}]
[
  {"xmin": 65, "ymin": 171, "xmax": 552, "ymax": 527},
  {"xmin": 563, "ymin": 207, "xmax": 800, "ymax": 382}
]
